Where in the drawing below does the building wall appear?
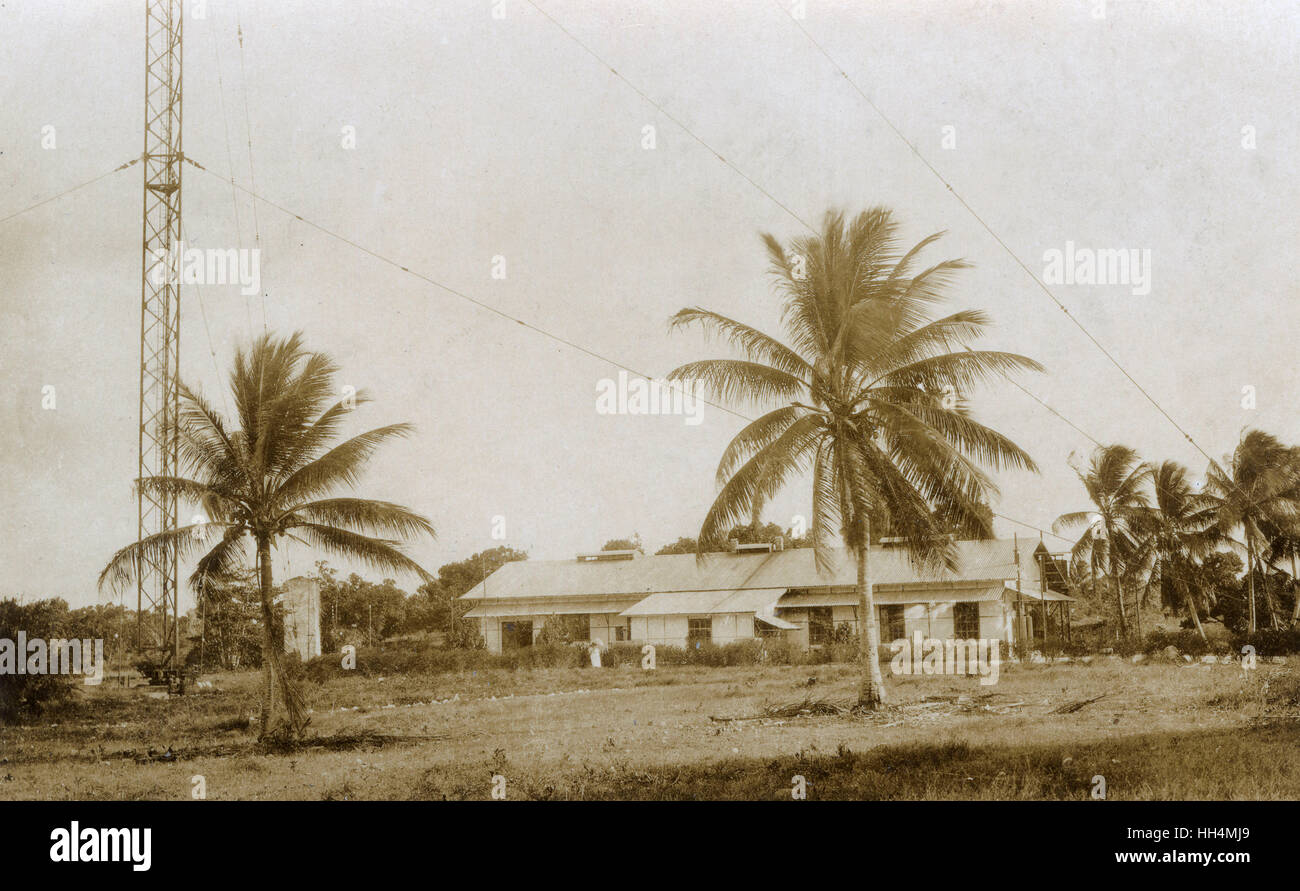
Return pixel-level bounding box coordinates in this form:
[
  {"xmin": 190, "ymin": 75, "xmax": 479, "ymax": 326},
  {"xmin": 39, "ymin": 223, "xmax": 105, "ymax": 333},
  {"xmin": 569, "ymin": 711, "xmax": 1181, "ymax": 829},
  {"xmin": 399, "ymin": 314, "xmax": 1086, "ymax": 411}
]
[
  {"xmin": 831, "ymin": 604, "xmax": 857, "ymax": 630},
  {"xmin": 472, "ymin": 595, "xmax": 647, "ymax": 652},
  {"xmin": 629, "ymin": 613, "xmax": 757, "ymax": 648},
  {"xmin": 591, "ymin": 613, "xmax": 631, "ymax": 645},
  {"xmin": 712, "ymin": 613, "xmax": 754, "ymax": 644},
  {"xmin": 780, "ymin": 600, "xmax": 1014, "ymax": 648},
  {"xmin": 480, "ymin": 617, "xmax": 499, "ymax": 653},
  {"xmin": 898, "ymin": 601, "xmax": 1011, "ymax": 643},
  {"xmin": 780, "ymin": 604, "xmax": 889, "ymax": 646},
  {"xmin": 480, "ymin": 616, "xmax": 503, "ymax": 652},
  {"xmin": 479, "ymin": 612, "xmax": 631, "ymax": 653},
  {"xmin": 992, "ymin": 603, "xmax": 1015, "ymax": 644},
  {"xmin": 630, "ymin": 615, "xmax": 689, "ymax": 647},
  {"xmin": 480, "ymin": 598, "xmax": 1018, "ymax": 653}
]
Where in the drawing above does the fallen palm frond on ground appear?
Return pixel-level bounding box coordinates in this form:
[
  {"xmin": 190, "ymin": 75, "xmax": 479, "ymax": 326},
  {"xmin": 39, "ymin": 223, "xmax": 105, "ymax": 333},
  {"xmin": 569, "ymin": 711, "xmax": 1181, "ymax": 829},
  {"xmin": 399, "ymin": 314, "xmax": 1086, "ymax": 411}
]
[
  {"xmin": 259, "ymin": 729, "xmax": 452, "ymax": 754},
  {"xmin": 710, "ymin": 691, "xmax": 1042, "ymax": 724},
  {"xmin": 871, "ymin": 693, "xmax": 1028, "ymax": 727},
  {"xmin": 86, "ymin": 730, "xmax": 455, "ymax": 763},
  {"xmin": 710, "ymin": 696, "xmax": 852, "ymax": 722},
  {"xmin": 1051, "ymin": 694, "xmax": 1107, "ymax": 714}
]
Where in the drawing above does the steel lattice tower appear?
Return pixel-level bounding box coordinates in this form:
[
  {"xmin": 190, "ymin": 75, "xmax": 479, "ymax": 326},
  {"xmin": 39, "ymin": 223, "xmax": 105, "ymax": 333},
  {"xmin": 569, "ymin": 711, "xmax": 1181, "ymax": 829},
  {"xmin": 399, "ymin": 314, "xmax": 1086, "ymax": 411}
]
[{"xmin": 136, "ymin": 0, "xmax": 183, "ymax": 668}]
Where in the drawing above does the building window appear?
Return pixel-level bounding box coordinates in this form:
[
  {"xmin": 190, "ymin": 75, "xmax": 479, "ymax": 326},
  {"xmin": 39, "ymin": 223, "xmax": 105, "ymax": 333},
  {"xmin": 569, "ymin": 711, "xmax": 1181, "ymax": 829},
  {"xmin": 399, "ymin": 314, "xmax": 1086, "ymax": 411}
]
[
  {"xmin": 687, "ymin": 617, "xmax": 712, "ymax": 647},
  {"xmin": 501, "ymin": 620, "xmax": 533, "ymax": 650},
  {"xmin": 880, "ymin": 605, "xmax": 905, "ymax": 644},
  {"xmin": 569, "ymin": 614, "xmax": 590, "ymax": 641},
  {"xmin": 953, "ymin": 602, "xmax": 980, "ymax": 640},
  {"xmin": 538, "ymin": 614, "xmax": 589, "ymax": 643},
  {"xmin": 807, "ymin": 606, "xmax": 834, "ymax": 645}
]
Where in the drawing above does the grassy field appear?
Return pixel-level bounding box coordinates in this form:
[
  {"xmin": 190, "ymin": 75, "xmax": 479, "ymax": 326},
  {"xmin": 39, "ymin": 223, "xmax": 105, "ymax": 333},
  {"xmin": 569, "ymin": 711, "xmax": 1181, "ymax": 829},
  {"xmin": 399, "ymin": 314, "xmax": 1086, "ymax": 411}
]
[{"xmin": 2, "ymin": 658, "xmax": 1297, "ymax": 800}]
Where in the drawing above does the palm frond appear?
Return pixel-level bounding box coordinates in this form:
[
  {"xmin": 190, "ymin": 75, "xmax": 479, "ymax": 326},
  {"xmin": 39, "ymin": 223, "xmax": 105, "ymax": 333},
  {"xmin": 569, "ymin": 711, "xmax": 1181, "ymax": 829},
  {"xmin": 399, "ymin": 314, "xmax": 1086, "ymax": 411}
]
[
  {"xmin": 189, "ymin": 526, "xmax": 251, "ymax": 592},
  {"xmin": 175, "ymin": 382, "xmax": 252, "ymax": 492},
  {"xmin": 872, "ymin": 395, "xmax": 1038, "ymax": 474},
  {"xmin": 809, "ymin": 438, "xmax": 843, "ymax": 571},
  {"xmin": 699, "ymin": 415, "xmax": 823, "ymax": 548},
  {"xmin": 272, "ymin": 391, "xmax": 372, "ymax": 479},
  {"xmin": 281, "ymin": 498, "xmax": 436, "ymax": 541},
  {"xmin": 713, "ymin": 405, "xmax": 803, "ymax": 487},
  {"xmin": 273, "ymin": 423, "xmax": 415, "ymax": 509},
  {"xmin": 667, "ymin": 308, "xmax": 812, "ymax": 378},
  {"xmin": 877, "ymin": 350, "xmax": 1045, "ymax": 393},
  {"xmin": 666, "ymin": 359, "xmax": 806, "ymax": 408},
  {"xmin": 288, "ymin": 522, "xmax": 432, "ymax": 581},
  {"xmin": 1054, "ymin": 510, "xmax": 1097, "ymax": 532},
  {"xmin": 98, "ymin": 522, "xmax": 236, "ymax": 595}
]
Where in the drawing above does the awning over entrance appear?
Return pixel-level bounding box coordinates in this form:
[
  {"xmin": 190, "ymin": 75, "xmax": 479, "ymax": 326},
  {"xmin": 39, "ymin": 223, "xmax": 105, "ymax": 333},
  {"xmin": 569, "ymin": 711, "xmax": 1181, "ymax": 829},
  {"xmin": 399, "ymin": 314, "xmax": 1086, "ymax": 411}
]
[
  {"xmin": 618, "ymin": 586, "xmax": 791, "ymax": 624},
  {"xmin": 755, "ymin": 611, "xmax": 799, "ymax": 630},
  {"xmin": 1010, "ymin": 587, "xmax": 1075, "ymax": 602},
  {"xmin": 619, "ymin": 590, "xmax": 732, "ymax": 616}
]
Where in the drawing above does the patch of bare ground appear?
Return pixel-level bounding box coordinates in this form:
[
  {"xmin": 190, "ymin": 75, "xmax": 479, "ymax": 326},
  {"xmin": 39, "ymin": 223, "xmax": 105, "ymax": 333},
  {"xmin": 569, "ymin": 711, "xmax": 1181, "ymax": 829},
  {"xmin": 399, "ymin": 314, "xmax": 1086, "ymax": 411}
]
[{"xmin": 1, "ymin": 660, "xmax": 1295, "ymax": 799}]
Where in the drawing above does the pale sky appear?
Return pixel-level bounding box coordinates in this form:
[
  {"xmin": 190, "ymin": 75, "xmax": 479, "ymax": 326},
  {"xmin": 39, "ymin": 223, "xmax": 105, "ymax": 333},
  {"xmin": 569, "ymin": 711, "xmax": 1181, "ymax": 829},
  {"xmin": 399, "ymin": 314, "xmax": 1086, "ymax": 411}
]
[{"xmin": 2, "ymin": 0, "xmax": 1297, "ymax": 609}]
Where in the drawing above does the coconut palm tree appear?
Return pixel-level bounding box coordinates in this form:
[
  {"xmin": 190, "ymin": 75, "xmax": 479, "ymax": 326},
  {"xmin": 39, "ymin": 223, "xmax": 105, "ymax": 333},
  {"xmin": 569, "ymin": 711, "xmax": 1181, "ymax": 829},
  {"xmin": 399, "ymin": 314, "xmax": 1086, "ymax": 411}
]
[
  {"xmin": 1266, "ymin": 529, "xmax": 1300, "ymax": 628},
  {"xmin": 667, "ymin": 208, "xmax": 1041, "ymax": 709},
  {"xmin": 1246, "ymin": 445, "xmax": 1300, "ymax": 627},
  {"xmin": 1203, "ymin": 430, "xmax": 1300, "ymax": 631},
  {"xmin": 1055, "ymin": 445, "xmax": 1147, "ymax": 639},
  {"xmin": 99, "ymin": 331, "xmax": 435, "ymax": 739},
  {"xmin": 1131, "ymin": 461, "xmax": 1219, "ymax": 641}
]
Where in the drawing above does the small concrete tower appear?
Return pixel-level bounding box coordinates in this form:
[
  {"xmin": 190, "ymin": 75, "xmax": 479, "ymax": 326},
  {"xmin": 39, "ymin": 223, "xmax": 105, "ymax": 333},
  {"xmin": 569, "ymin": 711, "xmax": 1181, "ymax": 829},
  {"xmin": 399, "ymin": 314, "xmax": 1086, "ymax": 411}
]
[{"xmin": 282, "ymin": 577, "xmax": 322, "ymax": 660}]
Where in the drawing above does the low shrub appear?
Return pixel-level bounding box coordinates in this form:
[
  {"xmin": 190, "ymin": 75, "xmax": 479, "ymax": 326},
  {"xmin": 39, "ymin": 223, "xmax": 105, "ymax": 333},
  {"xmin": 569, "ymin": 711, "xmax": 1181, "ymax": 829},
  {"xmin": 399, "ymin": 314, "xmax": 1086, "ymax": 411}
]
[
  {"xmin": 304, "ymin": 640, "xmax": 588, "ymax": 680},
  {"xmin": 599, "ymin": 642, "xmax": 647, "ymax": 668},
  {"xmin": 1143, "ymin": 629, "xmax": 1216, "ymax": 658},
  {"xmin": 1050, "ymin": 640, "xmax": 1093, "ymax": 658},
  {"xmin": 1231, "ymin": 628, "xmax": 1300, "ymax": 657},
  {"xmin": 606, "ymin": 640, "xmax": 765, "ymax": 667},
  {"xmin": 305, "ymin": 634, "xmax": 884, "ymax": 680},
  {"xmin": 758, "ymin": 638, "xmax": 803, "ymax": 665},
  {"xmin": 1112, "ymin": 635, "xmax": 1145, "ymax": 658},
  {"xmin": 0, "ymin": 599, "xmax": 78, "ymax": 721}
]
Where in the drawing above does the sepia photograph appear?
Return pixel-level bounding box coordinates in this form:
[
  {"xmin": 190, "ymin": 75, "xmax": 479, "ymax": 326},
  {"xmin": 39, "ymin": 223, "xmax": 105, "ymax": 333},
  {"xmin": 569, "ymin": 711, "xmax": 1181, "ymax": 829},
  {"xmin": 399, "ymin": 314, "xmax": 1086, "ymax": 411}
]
[{"xmin": 1, "ymin": 0, "xmax": 1295, "ymax": 873}]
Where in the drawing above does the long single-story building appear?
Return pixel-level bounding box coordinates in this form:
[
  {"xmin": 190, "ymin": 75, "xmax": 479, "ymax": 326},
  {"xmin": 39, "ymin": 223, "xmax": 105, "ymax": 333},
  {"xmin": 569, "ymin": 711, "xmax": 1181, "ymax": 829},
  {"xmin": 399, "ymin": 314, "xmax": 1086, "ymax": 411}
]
[{"xmin": 461, "ymin": 538, "xmax": 1072, "ymax": 653}]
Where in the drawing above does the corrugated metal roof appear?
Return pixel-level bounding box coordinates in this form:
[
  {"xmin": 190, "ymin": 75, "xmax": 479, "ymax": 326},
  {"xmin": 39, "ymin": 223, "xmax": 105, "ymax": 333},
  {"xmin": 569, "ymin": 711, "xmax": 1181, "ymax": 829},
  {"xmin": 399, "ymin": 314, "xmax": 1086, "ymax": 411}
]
[
  {"xmin": 462, "ymin": 539, "xmax": 1052, "ymax": 603},
  {"xmin": 464, "ymin": 594, "xmax": 645, "ymax": 618}
]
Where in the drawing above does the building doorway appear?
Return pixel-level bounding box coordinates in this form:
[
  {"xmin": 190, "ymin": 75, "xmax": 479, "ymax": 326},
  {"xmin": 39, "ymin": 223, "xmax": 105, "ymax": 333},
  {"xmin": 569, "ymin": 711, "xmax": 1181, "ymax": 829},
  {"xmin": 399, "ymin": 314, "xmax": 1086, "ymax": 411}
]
[{"xmin": 501, "ymin": 620, "xmax": 534, "ymax": 650}]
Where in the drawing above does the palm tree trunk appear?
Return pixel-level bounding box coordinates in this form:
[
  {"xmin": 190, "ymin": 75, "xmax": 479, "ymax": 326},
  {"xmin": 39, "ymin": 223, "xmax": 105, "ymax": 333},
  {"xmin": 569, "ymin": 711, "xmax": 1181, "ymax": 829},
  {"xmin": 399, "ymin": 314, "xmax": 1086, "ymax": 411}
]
[
  {"xmin": 256, "ymin": 537, "xmax": 311, "ymax": 742},
  {"xmin": 1133, "ymin": 579, "xmax": 1142, "ymax": 640},
  {"xmin": 1245, "ymin": 528, "xmax": 1257, "ymax": 633},
  {"xmin": 855, "ymin": 517, "xmax": 886, "ymax": 709},
  {"xmin": 1105, "ymin": 525, "xmax": 1127, "ymax": 638},
  {"xmin": 257, "ymin": 537, "xmax": 276, "ymax": 735},
  {"xmin": 1178, "ymin": 564, "xmax": 1207, "ymax": 642},
  {"xmin": 1291, "ymin": 552, "xmax": 1300, "ymax": 627},
  {"xmin": 1186, "ymin": 589, "xmax": 1206, "ymax": 641},
  {"xmin": 1265, "ymin": 584, "xmax": 1282, "ymax": 630},
  {"xmin": 1091, "ymin": 549, "xmax": 1108, "ymax": 643},
  {"xmin": 1258, "ymin": 556, "xmax": 1282, "ymax": 629}
]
